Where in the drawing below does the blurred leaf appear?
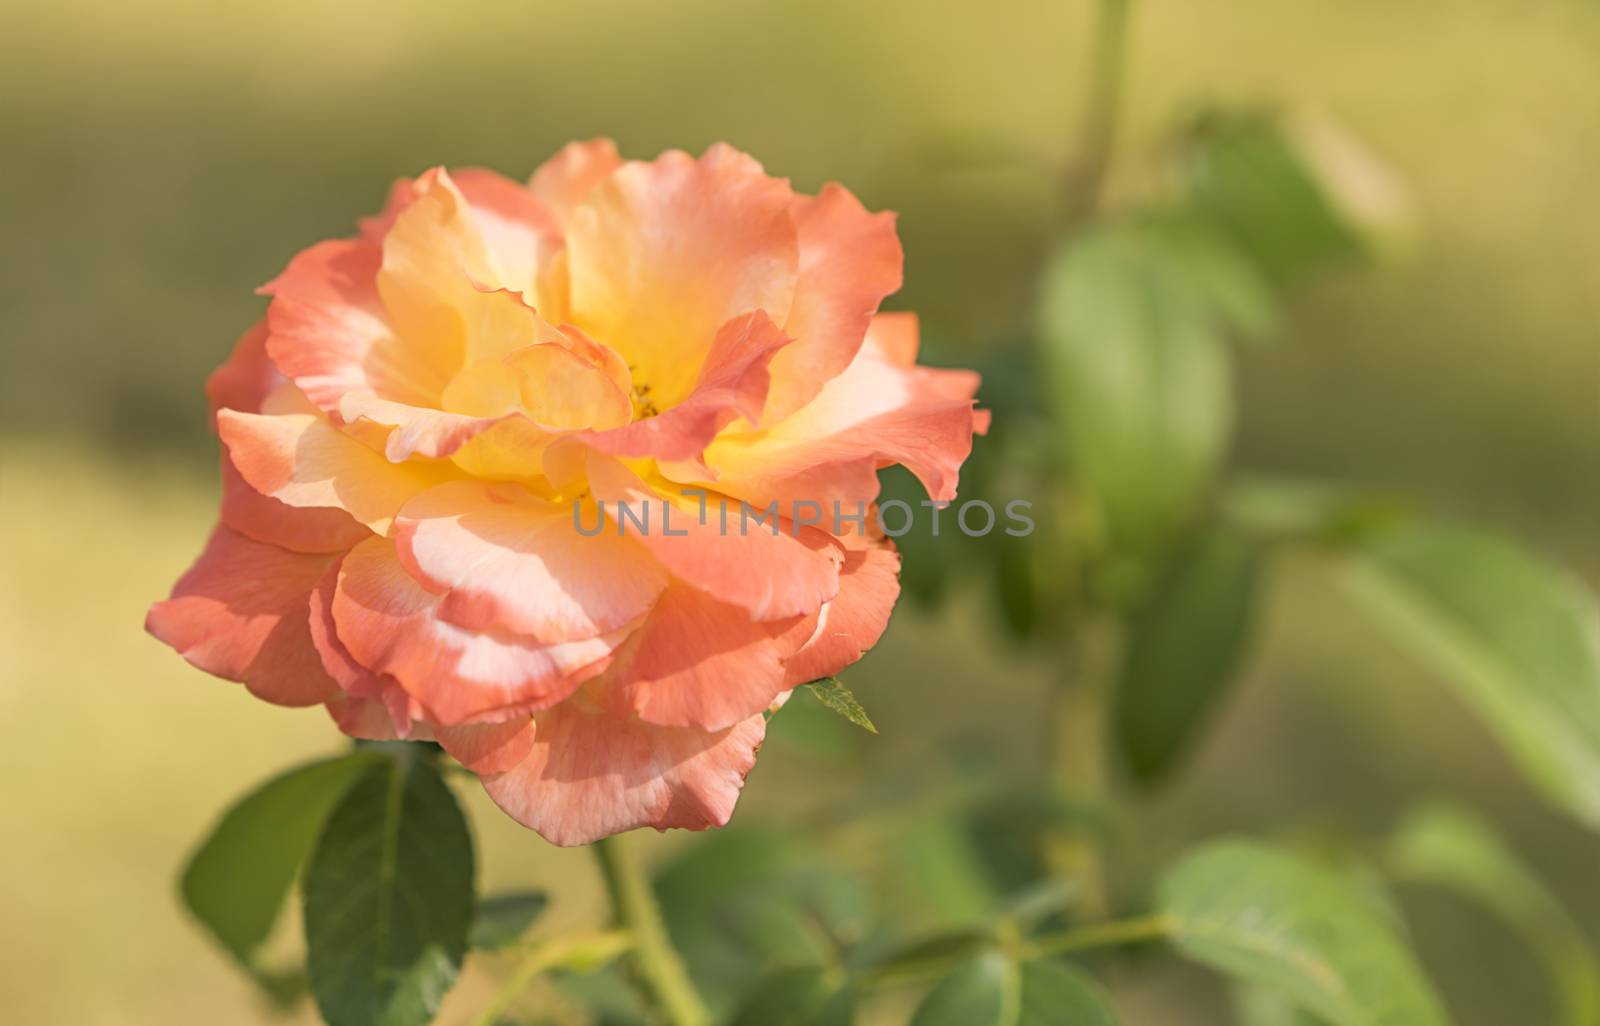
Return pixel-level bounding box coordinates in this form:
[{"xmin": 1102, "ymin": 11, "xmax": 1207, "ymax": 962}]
[
  {"xmin": 994, "ymin": 539, "xmax": 1041, "ymax": 641},
  {"xmin": 1016, "ymin": 961, "xmax": 1119, "ymax": 1025},
  {"xmin": 181, "ymin": 752, "xmax": 377, "ymax": 979},
  {"xmin": 656, "ymin": 830, "xmax": 872, "ymax": 1015},
  {"xmin": 892, "ymin": 815, "xmax": 1002, "ymax": 927},
  {"xmin": 868, "ymin": 929, "xmax": 997, "ymax": 985},
  {"xmin": 1339, "ymin": 522, "xmax": 1600, "ymax": 829},
  {"xmin": 303, "ymin": 753, "xmax": 475, "ymax": 1026},
  {"xmin": 470, "ymin": 891, "xmax": 550, "ymax": 951},
  {"xmin": 1389, "ymin": 802, "xmax": 1600, "ymax": 1026},
  {"xmin": 1235, "ymin": 985, "xmax": 1329, "ymax": 1026},
  {"xmin": 911, "ymin": 952, "xmax": 1020, "ymax": 1026},
  {"xmin": 1038, "ymin": 220, "xmax": 1233, "ymax": 553},
  {"xmin": 909, "ymin": 953, "xmax": 1118, "ymax": 1026},
  {"xmin": 805, "ymin": 677, "xmax": 878, "ymax": 734},
  {"xmin": 729, "ymin": 967, "xmax": 854, "ymax": 1026},
  {"xmin": 1114, "ymin": 523, "xmax": 1264, "ymax": 784},
  {"xmin": 1221, "ymin": 477, "xmax": 1411, "ymax": 545},
  {"xmin": 1176, "ymin": 110, "xmax": 1365, "ymax": 285},
  {"xmin": 1159, "ymin": 840, "xmax": 1452, "ymax": 1026},
  {"xmin": 559, "ymin": 967, "xmax": 653, "ymax": 1026},
  {"xmin": 1000, "ymin": 878, "xmax": 1080, "ymax": 930}
]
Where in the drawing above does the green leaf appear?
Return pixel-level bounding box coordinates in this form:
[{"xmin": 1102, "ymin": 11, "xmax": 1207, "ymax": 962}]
[
  {"xmin": 804, "ymin": 677, "xmax": 878, "ymax": 734},
  {"xmin": 303, "ymin": 753, "xmax": 475, "ymax": 1026},
  {"xmin": 181, "ymin": 752, "xmax": 377, "ymax": 975},
  {"xmin": 1235, "ymin": 985, "xmax": 1329, "ymax": 1026},
  {"xmin": 1339, "ymin": 522, "xmax": 1600, "ymax": 828},
  {"xmin": 1017, "ymin": 961, "xmax": 1119, "ymax": 1025},
  {"xmin": 1114, "ymin": 524, "xmax": 1264, "ymax": 783},
  {"xmin": 911, "ymin": 952, "xmax": 1020, "ymax": 1026},
  {"xmin": 1158, "ymin": 840, "xmax": 1451, "ymax": 1026},
  {"xmin": 1388, "ymin": 803, "xmax": 1600, "ymax": 1026},
  {"xmin": 469, "ymin": 891, "xmax": 550, "ymax": 951},
  {"xmin": 910, "ymin": 955, "xmax": 1118, "ymax": 1026},
  {"xmin": 729, "ymin": 967, "xmax": 854, "ymax": 1026},
  {"xmin": 1176, "ymin": 110, "xmax": 1365, "ymax": 285},
  {"xmin": 1038, "ymin": 221, "xmax": 1233, "ymax": 552}
]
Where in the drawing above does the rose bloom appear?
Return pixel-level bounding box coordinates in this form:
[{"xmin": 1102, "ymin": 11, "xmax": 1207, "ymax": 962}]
[{"xmin": 147, "ymin": 140, "xmax": 986, "ymax": 846}]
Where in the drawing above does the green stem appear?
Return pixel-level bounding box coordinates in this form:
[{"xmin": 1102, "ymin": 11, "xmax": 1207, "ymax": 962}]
[
  {"xmin": 1060, "ymin": 0, "xmax": 1135, "ymax": 227},
  {"xmin": 470, "ymin": 929, "xmax": 632, "ymax": 1026},
  {"xmin": 857, "ymin": 915, "xmax": 1172, "ymax": 990},
  {"xmin": 1021, "ymin": 914, "xmax": 1173, "ymax": 960},
  {"xmin": 1045, "ymin": 620, "xmax": 1118, "ymax": 919},
  {"xmin": 592, "ymin": 833, "xmax": 710, "ymax": 1026}
]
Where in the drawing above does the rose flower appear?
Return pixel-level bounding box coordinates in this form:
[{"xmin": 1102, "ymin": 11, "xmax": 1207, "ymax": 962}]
[{"xmin": 147, "ymin": 140, "xmax": 986, "ymax": 846}]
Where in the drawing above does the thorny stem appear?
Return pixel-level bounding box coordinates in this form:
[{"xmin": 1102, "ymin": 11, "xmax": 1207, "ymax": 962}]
[{"xmin": 592, "ymin": 832, "xmax": 710, "ymax": 1026}]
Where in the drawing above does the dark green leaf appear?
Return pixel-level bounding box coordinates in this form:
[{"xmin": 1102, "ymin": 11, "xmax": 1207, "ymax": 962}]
[
  {"xmin": 1389, "ymin": 803, "xmax": 1600, "ymax": 1026},
  {"xmin": 1038, "ymin": 222, "xmax": 1233, "ymax": 552},
  {"xmin": 729, "ymin": 967, "xmax": 853, "ymax": 1026},
  {"xmin": 1340, "ymin": 522, "xmax": 1600, "ymax": 828},
  {"xmin": 470, "ymin": 891, "xmax": 550, "ymax": 951},
  {"xmin": 1159, "ymin": 840, "xmax": 1451, "ymax": 1026},
  {"xmin": 1115, "ymin": 524, "xmax": 1264, "ymax": 784},
  {"xmin": 804, "ymin": 677, "xmax": 878, "ymax": 734},
  {"xmin": 181, "ymin": 753, "xmax": 377, "ymax": 974},
  {"xmin": 303, "ymin": 753, "xmax": 475, "ymax": 1026},
  {"xmin": 911, "ymin": 952, "xmax": 1020, "ymax": 1026}
]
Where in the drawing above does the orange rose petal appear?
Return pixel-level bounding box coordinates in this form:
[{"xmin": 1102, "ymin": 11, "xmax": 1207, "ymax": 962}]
[
  {"xmin": 586, "ymin": 451, "xmax": 843, "ymax": 622},
  {"xmin": 763, "ymin": 183, "xmax": 903, "ymax": 422},
  {"xmin": 605, "ymin": 581, "xmax": 816, "ymax": 731},
  {"xmin": 331, "ymin": 536, "xmax": 626, "ymax": 725},
  {"xmin": 146, "ymin": 525, "xmax": 339, "ymax": 707},
  {"xmin": 392, "ymin": 479, "xmax": 667, "ymax": 644},
  {"xmin": 565, "ymin": 145, "xmax": 799, "ymax": 407},
  {"xmin": 480, "ymin": 699, "xmax": 766, "ymax": 847}
]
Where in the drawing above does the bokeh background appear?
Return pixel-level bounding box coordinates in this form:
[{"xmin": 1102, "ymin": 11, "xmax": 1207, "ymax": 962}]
[{"xmin": 2, "ymin": 1, "xmax": 1596, "ymax": 1023}]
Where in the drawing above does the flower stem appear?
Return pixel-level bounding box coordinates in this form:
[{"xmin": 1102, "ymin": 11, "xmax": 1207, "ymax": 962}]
[
  {"xmin": 592, "ymin": 832, "xmax": 710, "ymax": 1026},
  {"xmin": 1021, "ymin": 913, "xmax": 1173, "ymax": 960},
  {"xmin": 1045, "ymin": 621, "xmax": 1117, "ymax": 919},
  {"xmin": 1060, "ymin": 0, "xmax": 1136, "ymax": 227}
]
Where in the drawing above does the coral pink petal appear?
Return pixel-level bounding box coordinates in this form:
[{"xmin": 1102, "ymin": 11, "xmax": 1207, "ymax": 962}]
[
  {"xmin": 435, "ymin": 720, "xmax": 536, "ymax": 775},
  {"xmin": 480, "ymin": 697, "xmax": 767, "ymax": 847},
  {"xmin": 448, "ymin": 167, "xmax": 561, "ymax": 299},
  {"xmin": 784, "ymin": 535, "xmax": 902, "ymax": 685},
  {"xmin": 326, "ymin": 695, "xmax": 434, "ymax": 741},
  {"xmin": 217, "ymin": 408, "xmax": 458, "ymax": 534},
  {"xmin": 392, "ymin": 479, "xmax": 667, "ymax": 643},
  {"xmin": 582, "ymin": 310, "xmax": 793, "ymax": 462},
  {"xmin": 308, "ymin": 558, "xmax": 414, "ymax": 740},
  {"xmin": 262, "ymin": 237, "xmax": 449, "ymax": 418},
  {"xmin": 146, "ymin": 525, "xmax": 338, "ymax": 707},
  {"xmin": 763, "ymin": 183, "xmax": 903, "ymax": 422},
  {"xmin": 607, "ymin": 581, "xmax": 815, "ymax": 731},
  {"xmin": 207, "ymin": 321, "xmax": 370, "ymax": 552},
  {"xmin": 699, "ymin": 316, "xmax": 985, "ymax": 509},
  {"xmin": 564, "ymin": 144, "xmax": 799, "ymax": 409},
  {"xmin": 528, "ymin": 138, "xmax": 623, "ymax": 225},
  {"xmin": 586, "ymin": 451, "xmax": 843, "ymax": 621},
  {"xmin": 331, "ymin": 536, "xmax": 628, "ymax": 725}
]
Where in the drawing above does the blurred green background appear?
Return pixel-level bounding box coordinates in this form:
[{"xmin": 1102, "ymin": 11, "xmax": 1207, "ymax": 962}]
[{"xmin": 2, "ymin": 0, "xmax": 1597, "ymax": 1023}]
